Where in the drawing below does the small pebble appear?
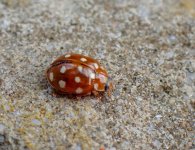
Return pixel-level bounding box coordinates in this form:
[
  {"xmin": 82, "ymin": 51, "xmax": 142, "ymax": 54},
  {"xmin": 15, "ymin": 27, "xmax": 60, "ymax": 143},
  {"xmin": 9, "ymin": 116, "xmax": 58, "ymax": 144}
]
[
  {"xmin": 0, "ymin": 135, "xmax": 5, "ymax": 143},
  {"xmin": 32, "ymin": 119, "xmax": 41, "ymax": 126},
  {"xmin": 0, "ymin": 124, "xmax": 5, "ymax": 134}
]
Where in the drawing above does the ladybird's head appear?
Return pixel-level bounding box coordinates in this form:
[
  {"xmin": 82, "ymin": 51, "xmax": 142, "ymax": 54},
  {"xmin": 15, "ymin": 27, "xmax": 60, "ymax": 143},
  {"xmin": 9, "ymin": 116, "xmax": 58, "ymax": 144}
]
[
  {"xmin": 93, "ymin": 74, "xmax": 113, "ymax": 92},
  {"xmin": 93, "ymin": 67, "xmax": 113, "ymax": 96}
]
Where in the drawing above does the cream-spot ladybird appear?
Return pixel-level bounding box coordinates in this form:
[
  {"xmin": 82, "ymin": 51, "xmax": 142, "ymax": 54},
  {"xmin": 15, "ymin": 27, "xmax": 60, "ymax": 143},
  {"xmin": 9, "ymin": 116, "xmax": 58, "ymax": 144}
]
[{"xmin": 46, "ymin": 53, "xmax": 112, "ymax": 96}]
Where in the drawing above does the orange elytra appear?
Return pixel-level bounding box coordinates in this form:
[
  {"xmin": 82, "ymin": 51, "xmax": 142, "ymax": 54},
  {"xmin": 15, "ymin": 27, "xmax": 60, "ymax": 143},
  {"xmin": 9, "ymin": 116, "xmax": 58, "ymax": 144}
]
[{"xmin": 46, "ymin": 53, "xmax": 112, "ymax": 96}]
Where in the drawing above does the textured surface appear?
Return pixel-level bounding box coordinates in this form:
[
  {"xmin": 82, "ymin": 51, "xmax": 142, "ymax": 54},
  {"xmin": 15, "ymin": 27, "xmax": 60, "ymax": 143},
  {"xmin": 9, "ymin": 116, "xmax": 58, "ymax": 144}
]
[{"xmin": 0, "ymin": 0, "xmax": 195, "ymax": 149}]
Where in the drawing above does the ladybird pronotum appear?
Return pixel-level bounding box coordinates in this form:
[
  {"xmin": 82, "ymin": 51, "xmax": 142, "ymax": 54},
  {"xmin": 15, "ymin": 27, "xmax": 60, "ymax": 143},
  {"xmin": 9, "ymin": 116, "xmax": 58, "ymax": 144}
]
[{"xmin": 46, "ymin": 53, "xmax": 112, "ymax": 96}]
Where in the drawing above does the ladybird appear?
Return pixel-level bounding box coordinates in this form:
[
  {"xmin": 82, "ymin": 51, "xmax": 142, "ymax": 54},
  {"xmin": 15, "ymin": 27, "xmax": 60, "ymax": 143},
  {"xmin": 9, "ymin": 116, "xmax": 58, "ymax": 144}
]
[{"xmin": 46, "ymin": 53, "xmax": 112, "ymax": 96}]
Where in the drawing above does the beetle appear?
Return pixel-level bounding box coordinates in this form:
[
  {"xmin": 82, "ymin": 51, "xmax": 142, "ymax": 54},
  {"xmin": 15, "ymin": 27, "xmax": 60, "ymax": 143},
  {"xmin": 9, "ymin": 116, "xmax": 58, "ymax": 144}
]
[{"xmin": 46, "ymin": 53, "xmax": 112, "ymax": 97}]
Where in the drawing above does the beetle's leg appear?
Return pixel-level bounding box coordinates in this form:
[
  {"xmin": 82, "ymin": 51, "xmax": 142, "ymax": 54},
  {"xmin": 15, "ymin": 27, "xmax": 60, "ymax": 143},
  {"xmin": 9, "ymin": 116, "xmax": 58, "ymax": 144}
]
[
  {"xmin": 74, "ymin": 92, "xmax": 92, "ymax": 100},
  {"xmin": 92, "ymin": 91, "xmax": 104, "ymax": 101},
  {"xmin": 92, "ymin": 90, "xmax": 99, "ymax": 96},
  {"xmin": 75, "ymin": 96, "xmax": 82, "ymax": 100},
  {"xmin": 52, "ymin": 91, "xmax": 62, "ymax": 98}
]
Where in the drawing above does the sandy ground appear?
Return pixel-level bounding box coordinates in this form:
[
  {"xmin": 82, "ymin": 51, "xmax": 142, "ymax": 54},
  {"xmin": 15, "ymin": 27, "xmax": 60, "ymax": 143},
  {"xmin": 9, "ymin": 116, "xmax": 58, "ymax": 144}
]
[{"xmin": 0, "ymin": 0, "xmax": 194, "ymax": 149}]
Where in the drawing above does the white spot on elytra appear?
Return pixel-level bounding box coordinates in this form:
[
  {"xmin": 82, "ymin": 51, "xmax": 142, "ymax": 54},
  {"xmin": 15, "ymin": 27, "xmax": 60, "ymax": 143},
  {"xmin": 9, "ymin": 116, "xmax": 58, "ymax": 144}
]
[
  {"xmin": 78, "ymin": 66, "xmax": 83, "ymax": 72},
  {"xmin": 49, "ymin": 72, "xmax": 54, "ymax": 81},
  {"xmin": 80, "ymin": 57, "xmax": 87, "ymax": 62},
  {"xmin": 94, "ymin": 63, "xmax": 99, "ymax": 69},
  {"xmin": 60, "ymin": 66, "xmax": 66, "ymax": 73},
  {"xmin": 76, "ymin": 87, "xmax": 83, "ymax": 94},
  {"xmin": 75, "ymin": 76, "xmax": 81, "ymax": 83},
  {"xmin": 59, "ymin": 80, "xmax": 66, "ymax": 88},
  {"xmin": 90, "ymin": 72, "xmax": 95, "ymax": 79},
  {"xmin": 94, "ymin": 83, "xmax": 98, "ymax": 90},
  {"xmin": 88, "ymin": 77, "xmax": 92, "ymax": 85},
  {"xmin": 65, "ymin": 54, "xmax": 71, "ymax": 58}
]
